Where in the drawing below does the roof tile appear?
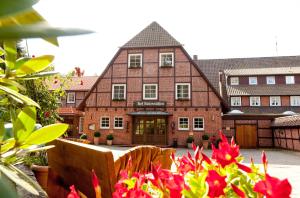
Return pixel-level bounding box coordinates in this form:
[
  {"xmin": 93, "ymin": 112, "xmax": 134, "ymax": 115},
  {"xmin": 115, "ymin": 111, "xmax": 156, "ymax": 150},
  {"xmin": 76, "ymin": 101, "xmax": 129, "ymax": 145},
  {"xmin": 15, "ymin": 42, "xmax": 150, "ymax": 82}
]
[{"xmin": 122, "ymin": 21, "xmax": 182, "ymax": 48}]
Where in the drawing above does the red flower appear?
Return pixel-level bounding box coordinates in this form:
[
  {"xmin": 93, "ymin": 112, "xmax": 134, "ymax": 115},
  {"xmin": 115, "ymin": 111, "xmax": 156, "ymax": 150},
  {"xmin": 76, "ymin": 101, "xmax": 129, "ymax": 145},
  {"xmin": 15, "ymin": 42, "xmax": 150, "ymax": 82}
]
[
  {"xmin": 254, "ymin": 174, "xmax": 292, "ymax": 198},
  {"xmin": 212, "ymin": 131, "xmax": 240, "ymax": 167},
  {"xmin": 262, "ymin": 150, "xmax": 268, "ymax": 174},
  {"xmin": 67, "ymin": 185, "xmax": 80, "ymax": 198},
  {"xmin": 44, "ymin": 111, "xmax": 50, "ymax": 118},
  {"xmin": 92, "ymin": 170, "xmax": 101, "ymax": 198},
  {"xmin": 231, "ymin": 184, "xmax": 245, "ymax": 198},
  {"xmin": 206, "ymin": 170, "xmax": 227, "ymax": 197},
  {"xmin": 237, "ymin": 163, "xmax": 252, "ymax": 173}
]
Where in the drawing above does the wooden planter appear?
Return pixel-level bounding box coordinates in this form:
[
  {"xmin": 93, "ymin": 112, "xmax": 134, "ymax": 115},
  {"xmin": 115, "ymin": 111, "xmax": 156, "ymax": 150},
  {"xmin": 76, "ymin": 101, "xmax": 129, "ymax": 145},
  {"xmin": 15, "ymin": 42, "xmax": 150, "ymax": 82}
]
[{"xmin": 31, "ymin": 165, "xmax": 49, "ymax": 191}]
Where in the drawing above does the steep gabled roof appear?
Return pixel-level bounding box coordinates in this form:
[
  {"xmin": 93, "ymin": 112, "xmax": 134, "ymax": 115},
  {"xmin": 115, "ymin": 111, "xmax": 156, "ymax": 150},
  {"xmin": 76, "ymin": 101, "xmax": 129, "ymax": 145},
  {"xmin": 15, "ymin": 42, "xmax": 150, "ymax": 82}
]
[{"xmin": 122, "ymin": 21, "xmax": 182, "ymax": 48}]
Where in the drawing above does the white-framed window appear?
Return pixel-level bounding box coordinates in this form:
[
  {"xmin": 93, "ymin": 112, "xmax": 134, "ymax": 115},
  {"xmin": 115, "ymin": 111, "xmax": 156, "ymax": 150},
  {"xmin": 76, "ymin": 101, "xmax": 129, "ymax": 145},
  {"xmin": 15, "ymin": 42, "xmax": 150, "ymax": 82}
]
[
  {"xmin": 114, "ymin": 117, "xmax": 124, "ymax": 129},
  {"xmin": 112, "ymin": 84, "xmax": 126, "ymax": 100},
  {"xmin": 178, "ymin": 117, "xmax": 189, "ymax": 130},
  {"xmin": 230, "ymin": 77, "xmax": 239, "ymax": 85},
  {"xmin": 270, "ymin": 96, "xmax": 281, "ymax": 106},
  {"xmin": 250, "ymin": 96, "xmax": 261, "ymax": 106},
  {"xmin": 100, "ymin": 117, "xmax": 110, "ymax": 129},
  {"xmin": 249, "ymin": 77, "xmax": 257, "ymax": 85},
  {"xmin": 286, "ymin": 76, "xmax": 295, "ymax": 84},
  {"xmin": 231, "ymin": 97, "xmax": 241, "ymax": 106},
  {"xmin": 290, "ymin": 96, "xmax": 300, "ymax": 106},
  {"xmin": 67, "ymin": 92, "xmax": 75, "ymax": 103},
  {"xmin": 193, "ymin": 117, "xmax": 204, "ymax": 131},
  {"xmin": 143, "ymin": 84, "xmax": 158, "ymax": 100},
  {"xmin": 79, "ymin": 117, "xmax": 84, "ymax": 133},
  {"xmin": 266, "ymin": 76, "xmax": 276, "ymax": 85},
  {"xmin": 160, "ymin": 52, "xmax": 174, "ymax": 67},
  {"xmin": 176, "ymin": 83, "xmax": 190, "ymax": 100},
  {"xmin": 128, "ymin": 54, "xmax": 142, "ymax": 68}
]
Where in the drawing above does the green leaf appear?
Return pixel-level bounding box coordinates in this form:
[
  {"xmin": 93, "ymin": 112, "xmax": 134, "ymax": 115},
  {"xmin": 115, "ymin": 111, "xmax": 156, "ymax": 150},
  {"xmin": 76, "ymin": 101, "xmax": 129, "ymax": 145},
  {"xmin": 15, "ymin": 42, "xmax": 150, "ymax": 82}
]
[
  {"xmin": 0, "ymin": 164, "xmax": 46, "ymax": 196},
  {"xmin": 18, "ymin": 71, "xmax": 58, "ymax": 80},
  {"xmin": 14, "ymin": 106, "xmax": 36, "ymax": 143},
  {"xmin": 0, "ymin": 85, "xmax": 40, "ymax": 108},
  {"xmin": 16, "ymin": 55, "xmax": 54, "ymax": 75},
  {"xmin": 0, "ymin": 58, "xmax": 4, "ymax": 63},
  {"xmin": 15, "ymin": 57, "xmax": 31, "ymax": 70},
  {"xmin": 0, "ymin": 174, "xmax": 18, "ymax": 198},
  {"xmin": 1, "ymin": 138, "xmax": 16, "ymax": 154},
  {"xmin": 0, "ymin": 0, "xmax": 38, "ymax": 18},
  {"xmin": 3, "ymin": 41, "xmax": 17, "ymax": 69},
  {"xmin": 0, "ymin": 121, "xmax": 4, "ymax": 142},
  {"xmin": 0, "ymin": 47, "xmax": 5, "ymax": 56},
  {"xmin": 0, "ymin": 79, "xmax": 26, "ymax": 91},
  {"xmin": 0, "ymin": 23, "xmax": 94, "ymax": 40},
  {"xmin": 22, "ymin": 123, "xmax": 68, "ymax": 147}
]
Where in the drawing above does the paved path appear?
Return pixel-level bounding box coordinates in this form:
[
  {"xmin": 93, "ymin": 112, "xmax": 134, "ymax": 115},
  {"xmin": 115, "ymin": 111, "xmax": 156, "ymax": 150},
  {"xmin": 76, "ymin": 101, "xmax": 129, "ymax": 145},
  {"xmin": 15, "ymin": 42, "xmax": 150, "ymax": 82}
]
[{"xmin": 99, "ymin": 146, "xmax": 300, "ymax": 197}]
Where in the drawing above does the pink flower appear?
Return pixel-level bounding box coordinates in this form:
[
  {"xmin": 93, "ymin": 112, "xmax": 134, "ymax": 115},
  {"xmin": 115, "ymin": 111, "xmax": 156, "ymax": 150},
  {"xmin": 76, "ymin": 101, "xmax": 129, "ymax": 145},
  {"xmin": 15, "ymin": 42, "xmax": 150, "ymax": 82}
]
[
  {"xmin": 254, "ymin": 174, "xmax": 292, "ymax": 198},
  {"xmin": 206, "ymin": 170, "xmax": 227, "ymax": 197}
]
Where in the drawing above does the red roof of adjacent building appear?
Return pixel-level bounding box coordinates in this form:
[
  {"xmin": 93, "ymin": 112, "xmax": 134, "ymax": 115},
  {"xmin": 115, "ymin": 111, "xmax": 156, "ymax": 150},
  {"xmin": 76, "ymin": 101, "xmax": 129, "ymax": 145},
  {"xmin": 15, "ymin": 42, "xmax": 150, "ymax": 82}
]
[
  {"xmin": 48, "ymin": 76, "xmax": 98, "ymax": 91},
  {"xmin": 57, "ymin": 107, "xmax": 84, "ymax": 116}
]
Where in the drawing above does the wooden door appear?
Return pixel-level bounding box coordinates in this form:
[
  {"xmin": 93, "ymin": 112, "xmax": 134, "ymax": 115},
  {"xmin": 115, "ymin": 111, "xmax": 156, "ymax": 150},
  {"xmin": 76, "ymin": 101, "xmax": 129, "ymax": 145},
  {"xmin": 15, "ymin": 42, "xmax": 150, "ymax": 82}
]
[
  {"xmin": 236, "ymin": 125, "xmax": 257, "ymax": 148},
  {"xmin": 133, "ymin": 117, "xmax": 167, "ymax": 145}
]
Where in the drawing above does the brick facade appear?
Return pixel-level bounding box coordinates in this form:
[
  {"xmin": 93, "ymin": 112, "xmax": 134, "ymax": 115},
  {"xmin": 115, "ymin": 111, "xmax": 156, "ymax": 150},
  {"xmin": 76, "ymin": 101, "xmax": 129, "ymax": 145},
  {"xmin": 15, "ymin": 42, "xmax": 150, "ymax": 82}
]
[{"xmin": 82, "ymin": 47, "xmax": 223, "ymax": 146}]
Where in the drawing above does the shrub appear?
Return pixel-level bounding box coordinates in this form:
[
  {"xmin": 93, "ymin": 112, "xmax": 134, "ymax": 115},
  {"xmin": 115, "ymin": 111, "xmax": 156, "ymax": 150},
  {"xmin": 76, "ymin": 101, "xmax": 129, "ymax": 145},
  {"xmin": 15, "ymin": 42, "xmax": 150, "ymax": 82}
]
[
  {"xmin": 94, "ymin": 131, "xmax": 101, "ymax": 137},
  {"xmin": 80, "ymin": 133, "xmax": 88, "ymax": 139},
  {"xmin": 106, "ymin": 134, "xmax": 114, "ymax": 140},
  {"xmin": 186, "ymin": 136, "xmax": 194, "ymax": 143},
  {"xmin": 202, "ymin": 134, "xmax": 209, "ymax": 140}
]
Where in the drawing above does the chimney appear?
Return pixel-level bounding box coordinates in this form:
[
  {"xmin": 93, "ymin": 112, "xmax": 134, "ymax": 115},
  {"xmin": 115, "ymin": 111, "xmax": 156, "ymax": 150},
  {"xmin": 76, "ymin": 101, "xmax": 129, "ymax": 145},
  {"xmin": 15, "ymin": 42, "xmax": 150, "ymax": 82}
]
[{"xmin": 193, "ymin": 55, "xmax": 198, "ymax": 61}]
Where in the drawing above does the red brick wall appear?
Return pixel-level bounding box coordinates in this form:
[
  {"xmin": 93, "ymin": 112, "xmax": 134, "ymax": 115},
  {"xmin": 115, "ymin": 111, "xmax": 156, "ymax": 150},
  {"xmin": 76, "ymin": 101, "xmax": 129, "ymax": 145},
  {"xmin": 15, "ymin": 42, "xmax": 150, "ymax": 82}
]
[
  {"xmin": 274, "ymin": 128, "xmax": 300, "ymax": 151},
  {"xmin": 82, "ymin": 47, "xmax": 223, "ymax": 145}
]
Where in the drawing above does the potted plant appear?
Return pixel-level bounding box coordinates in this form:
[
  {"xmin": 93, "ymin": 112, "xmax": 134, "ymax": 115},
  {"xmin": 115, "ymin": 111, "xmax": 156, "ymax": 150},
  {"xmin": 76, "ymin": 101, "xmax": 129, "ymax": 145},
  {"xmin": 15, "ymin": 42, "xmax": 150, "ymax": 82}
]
[
  {"xmin": 186, "ymin": 136, "xmax": 194, "ymax": 149},
  {"xmin": 24, "ymin": 151, "xmax": 49, "ymax": 191},
  {"xmin": 93, "ymin": 131, "xmax": 101, "ymax": 145},
  {"xmin": 202, "ymin": 134, "xmax": 209, "ymax": 149},
  {"xmin": 106, "ymin": 134, "xmax": 114, "ymax": 145}
]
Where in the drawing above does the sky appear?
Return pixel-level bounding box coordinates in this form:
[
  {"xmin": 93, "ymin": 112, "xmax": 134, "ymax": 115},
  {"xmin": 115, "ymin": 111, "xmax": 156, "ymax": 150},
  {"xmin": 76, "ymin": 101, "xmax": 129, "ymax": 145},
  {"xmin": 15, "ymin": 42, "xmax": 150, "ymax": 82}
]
[{"xmin": 25, "ymin": 0, "xmax": 300, "ymax": 76}]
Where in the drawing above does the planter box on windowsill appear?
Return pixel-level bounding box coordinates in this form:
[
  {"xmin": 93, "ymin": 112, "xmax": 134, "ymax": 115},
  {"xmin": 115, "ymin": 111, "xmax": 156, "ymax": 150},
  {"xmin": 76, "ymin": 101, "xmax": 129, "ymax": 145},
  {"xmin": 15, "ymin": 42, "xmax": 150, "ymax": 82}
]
[{"xmin": 112, "ymin": 99, "xmax": 126, "ymax": 101}]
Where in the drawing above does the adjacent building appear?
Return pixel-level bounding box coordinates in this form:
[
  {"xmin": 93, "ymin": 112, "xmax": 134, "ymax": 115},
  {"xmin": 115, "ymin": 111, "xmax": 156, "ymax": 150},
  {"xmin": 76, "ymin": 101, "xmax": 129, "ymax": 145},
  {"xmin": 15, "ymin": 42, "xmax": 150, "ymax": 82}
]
[
  {"xmin": 79, "ymin": 22, "xmax": 225, "ymax": 146},
  {"xmin": 49, "ymin": 76, "xmax": 98, "ymax": 136},
  {"xmin": 196, "ymin": 56, "xmax": 300, "ymax": 148}
]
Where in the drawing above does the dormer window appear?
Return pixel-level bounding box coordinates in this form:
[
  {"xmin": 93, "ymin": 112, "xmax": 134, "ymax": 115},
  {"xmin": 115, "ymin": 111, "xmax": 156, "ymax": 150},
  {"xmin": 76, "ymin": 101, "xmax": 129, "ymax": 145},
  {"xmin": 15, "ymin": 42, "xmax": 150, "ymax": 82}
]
[
  {"xmin": 128, "ymin": 54, "xmax": 142, "ymax": 68},
  {"xmin": 249, "ymin": 77, "xmax": 257, "ymax": 85},
  {"xmin": 286, "ymin": 76, "xmax": 295, "ymax": 84},
  {"xmin": 230, "ymin": 77, "xmax": 239, "ymax": 85},
  {"xmin": 160, "ymin": 52, "xmax": 174, "ymax": 67},
  {"xmin": 266, "ymin": 76, "xmax": 275, "ymax": 85}
]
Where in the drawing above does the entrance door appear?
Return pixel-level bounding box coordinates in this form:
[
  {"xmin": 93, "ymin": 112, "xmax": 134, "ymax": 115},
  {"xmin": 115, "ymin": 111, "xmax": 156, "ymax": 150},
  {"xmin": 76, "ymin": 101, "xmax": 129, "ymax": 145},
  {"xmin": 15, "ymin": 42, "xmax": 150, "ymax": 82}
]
[
  {"xmin": 236, "ymin": 125, "xmax": 257, "ymax": 148},
  {"xmin": 133, "ymin": 117, "xmax": 167, "ymax": 145}
]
